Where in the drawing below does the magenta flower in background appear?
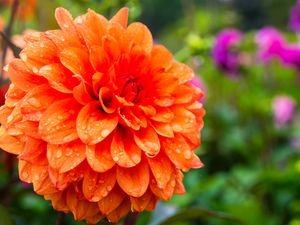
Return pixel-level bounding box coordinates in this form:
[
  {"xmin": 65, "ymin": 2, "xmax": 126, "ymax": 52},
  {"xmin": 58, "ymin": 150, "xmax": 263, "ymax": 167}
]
[
  {"xmin": 289, "ymin": 0, "xmax": 300, "ymax": 33},
  {"xmin": 272, "ymin": 95, "xmax": 296, "ymax": 127},
  {"xmin": 256, "ymin": 27, "xmax": 300, "ymax": 69},
  {"xmin": 212, "ymin": 29, "xmax": 243, "ymax": 76}
]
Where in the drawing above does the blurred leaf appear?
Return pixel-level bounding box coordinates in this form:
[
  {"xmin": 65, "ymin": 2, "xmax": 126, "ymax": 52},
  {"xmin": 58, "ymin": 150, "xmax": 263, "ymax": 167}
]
[
  {"xmin": 156, "ymin": 207, "xmax": 242, "ymax": 225},
  {"xmin": 0, "ymin": 204, "xmax": 14, "ymax": 225}
]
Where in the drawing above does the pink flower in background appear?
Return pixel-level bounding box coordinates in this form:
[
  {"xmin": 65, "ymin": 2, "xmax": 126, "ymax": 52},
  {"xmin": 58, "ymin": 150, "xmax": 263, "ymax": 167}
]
[
  {"xmin": 289, "ymin": 0, "xmax": 300, "ymax": 33},
  {"xmin": 212, "ymin": 29, "xmax": 243, "ymax": 76},
  {"xmin": 272, "ymin": 95, "xmax": 296, "ymax": 127},
  {"xmin": 256, "ymin": 27, "xmax": 300, "ymax": 70}
]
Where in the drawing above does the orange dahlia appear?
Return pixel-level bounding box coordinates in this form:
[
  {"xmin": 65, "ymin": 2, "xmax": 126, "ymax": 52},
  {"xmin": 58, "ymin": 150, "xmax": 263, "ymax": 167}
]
[{"xmin": 0, "ymin": 7, "xmax": 205, "ymax": 224}]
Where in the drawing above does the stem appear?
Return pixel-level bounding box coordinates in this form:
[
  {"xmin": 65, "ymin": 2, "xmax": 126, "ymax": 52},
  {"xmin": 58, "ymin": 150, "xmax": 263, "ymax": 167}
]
[
  {"xmin": 0, "ymin": 31, "xmax": 21, "ymax": 57},
  {"xmin": 0, "ymin": 0, "xmax": 19, "ymax": 82},
  {"xmin": 54, "ymin": 212, "xmax": 64, "ymax": 225}
]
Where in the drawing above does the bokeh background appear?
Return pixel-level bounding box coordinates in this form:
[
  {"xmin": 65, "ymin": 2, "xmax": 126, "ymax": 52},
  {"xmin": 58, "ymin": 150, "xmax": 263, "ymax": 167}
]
[{"xmin": 0, "ymin": 0, "xmax": 300, "ymax": 225}]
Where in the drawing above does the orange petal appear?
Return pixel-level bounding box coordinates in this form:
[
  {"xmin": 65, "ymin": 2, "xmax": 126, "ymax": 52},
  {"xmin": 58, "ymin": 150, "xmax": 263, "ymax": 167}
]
[
  {"xmin": 102, "ymin": 35, "xmax": 121, "ymax": 62},
  {"xmin": 39, "ymin": 98, "xmax": 81, "ymax": 145},
  {"xmin": 110, "ymin": 7, "xmax": 128, "ymax": 28},
  {"xmin": 47, "ymin": 139, "xmax": 86, "ymax": 173},
  {"xmin": 86, "ymin": 138, "xmax": 115, "ymax": 173},
  {"xmin": 171, "ymin": 106, "xmax": 197, "ymax": 133},
  {"xmin": 174, "ymin": 170, "xmax": 186, "ymax": 195},
  {"xmin": 66, "ymin": 187, "xmax": 100, "ymax": 221},
  {"xmin": 20, "ymin": 34, "xmax": 58, "ymax": 70},
  {"xmin": 151, "ymin": 107, "xmax": 174, "ymax": 123},
  {"xmin": 83, "ymin": 167, "xmax": 116, "ymax": 202},
  {"xmin": 59, "ymin": 47, "xmax": 93, "ymax": 80},
  {"xmin": 150, "ymin": 121, "xmax": 174, "ymax": 138},
  {"xmin": 98, "ymin": 185, "xmax": 126, "ymax": 215},
  {"xmin": 15, "ymin": 120, "xmax": 40, "ymax": 139},
  {"xmin": 5, "ymin": 84, "xmax": 26, "ymax": 107},
  {"xmin": 19, "ymin": 137, "xmax": 47, "ymax": 165},
  {"xmin": 147, "ymin": 152, "xmax": 173, "ymax": 188},
  {"xmin": 99, "ymin": 86, "xmax": 118, "ymax": 114},
  {"xmin": 8, "ymin": 59, "xmax": 46, "ymax": 91},
  {"xmin": 72, "ymin": 76, "xmax": 94, "ymax": 105},
  {"xmin": 167, "ymin": 61, "xmax": 194, "ymax": 84},
  {"xmin": 18, "ymin": 160, "xmax": 33, "ymax": 183},
  {"xmin": 150, "ymin": 173, "xmax": 175, "ymax": 201},
  {"xmin": 130, "ymin": 189, "xmax": 153, "ymax": 212},
  {"xmin": 162, "ymin": 134, "xmax": 204, "ymax": 171},
  {"xmin": 48, "ymin": 163, "xmax": 85, "ymax": 190},
  {"xmin": 76, "ymin": 102, "xmax": 118, "ymax": 145},
  {"xmin": 38, "ymin": 63, "xmax": 76, "ymax": 93},
  {"xmin": 0, "ymin": 105, "xmax": 13, "ymax": 126},
  {"xmin": 20, "ymin": 84, "xmax": 67, "ymax": 122},
  {"xmin": 133, "ymin": 126, "xmax": 160, "ymax": 157},
  {"xmin": 117, "ymin": 161, "xmax": 149, "ymax": 197},
  {"xmin": 76, "ymin": 9, "xmax": 108, "ymax": 49},
  {"xmin": 111, "ymin": 127, "xmax": 141, "ymax": 168},
  {"xmin": 124, "ymin": 22, "xmax": 153, "ymax": 53},
  {"xmin": 173, "ymin": 83, "xmax": 202, "ymax": 104},
  {"xmin": 55, "ymin": 8, "xmax": 82, "ymax": 41},
  {"xmin": 90, "ymin": 46, "xmax": 110, "ymax": 73},
  {"xmin": 0, "ymin": 127, "xmax": 23, "ymax": 154},
  {"xmin": 149, "ymin": 45, "xmax": 173, "ymax": 72},
  {"xmin": 106, "ymin": 199, "xmax": 131, "ymax": 223}
]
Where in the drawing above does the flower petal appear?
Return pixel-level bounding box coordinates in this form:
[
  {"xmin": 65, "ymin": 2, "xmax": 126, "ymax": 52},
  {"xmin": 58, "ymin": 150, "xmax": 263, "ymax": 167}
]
[
  {"xmin": 133, "ymin": 126, "xmax": 160, "ymax": 157},
  {"xmin": 76, "ymin": 102, "xmax": 118, "ymax": 145},
  {"xmin": 150, "ymin": 173, "xmax": 175, "ymax": 201},
  {"xmin": 20, "ymin": 84, "xmax": 67, "ymax": 122},
  {"xmin": 111, "ymin": 127, "xmax": 141, "ymax": 168},
  {"xmin": 110, "ymin": 7, "xmax": 128, "ymax": 28},
  {"xmin": 39, "ymin": 98, "xmax": 81, "ymax": 144},
  {"xmin": 117, "ymin": 161, "xmax": 149, "ymax": 197},
  {"xmin": 98, "ymin": 185, "xmax": 126, "ymax": 215},
  {"xmin": 106, "ymin": 199, "xmax": 131, "ymax": 223},
  {"xmin": 130, "ymin": 189, "xmax": 154, "ymax": 212},
  {"xmin": 150, "ymin": 121, "xmax": 174, "ymax": 138},
  {"xmin": 19, "ymin": 137, "xmax": 47, "ymax": 165},
  {"xmin": 124, "ymin": 22, "xmax": 153, "ymax": 53},
  {"xmin": 0, "ymin": 127, "xmax": 23, "ymax": 154},
  {"xmin": 162, "ymin": 134, "xmax": 204, "ymax": 171},
  {"xmin": 8, "ymin": 59, "xmax": 46, "ymax": 91},
  {"xmin": 86, "ymin": 138, "xmax": 115, "ymax": 173},
  {"xmin": 83, "ymin": 167, "xmax": 116, "ymax": 202},
  {"xmin": 38, "ymin": 63, "xmax": 76, "ymax": 93},
  {"xmin": 47, "ymin": 140, "xmax": 86, "ymax": 173},
  {"xmin": 147, "ymin": 152, "xmax": 173, "ymax": 188}
]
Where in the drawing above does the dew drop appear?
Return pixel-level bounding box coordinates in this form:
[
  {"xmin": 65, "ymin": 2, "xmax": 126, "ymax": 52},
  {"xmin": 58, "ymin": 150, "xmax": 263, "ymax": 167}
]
[
  {"xmin": 91, "ymin": 196, "xmax": 100, "ymax": 202},
  {"xmin": 183, "ymin": 150, "xmax": 192, "ymax": 159},
  {"xmin": 101, "ymin": 129, "xmax": 110, "ymax": 137},
  {"xmin": 3, "ymin": 64, "xmax": 9, "ymax": 72},
  {"xmin": 27, "ymin": 97, "xmax": 42, "ymax": 108},
  {"xmin": 113, "ymin": 156, "xmax": 119, "ymax": 162},
  {"xmin": 106, "ymin": 185, "xmax": 112, "ymax": 192},
  {"xmin": 56, "ymin": 149, "xmax": 62, "ymax": 158},
  {"xmin": 57, "ymin": 115, "xmax": 64, "ymax": 120},
  {"xmin": 65, "ymin": 148, "xmax": 73, "ymax": 156},
  {"xmin": 7, "ymin": 114, "xmax": 14, "ymax": 123},
  {"xmin": 33, "ymin": 67, "xmax": 39, "ymax": 73}
]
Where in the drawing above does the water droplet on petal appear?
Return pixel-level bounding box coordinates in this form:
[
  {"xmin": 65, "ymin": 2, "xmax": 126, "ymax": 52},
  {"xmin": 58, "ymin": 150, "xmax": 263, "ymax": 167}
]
[
  {"xmin": 101, "ymin": 129, "xmax": 110, "ymax": 138},
  {"xmin": 56, "ymin": 149, "xmax": 62, "ymax": 158},
  {"xmin": 113, "ymin": 156, "xmax": 119, "ymax": 162},
  {"xmin": 184, "ymin": 150, "xmax": 192, "ymax": 159},
  {"xmin": 91, "ymin": 196, "xmax": 100, "ymax": 202},
  {"xmin": 27, "ymin": 97, "xmax": 42, "ymax": 108}
]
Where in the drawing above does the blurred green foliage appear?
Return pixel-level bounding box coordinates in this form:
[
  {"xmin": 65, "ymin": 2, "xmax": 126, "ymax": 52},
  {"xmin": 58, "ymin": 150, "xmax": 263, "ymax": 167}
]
[{"xmin": 0, "ymin": 0, "xmax": 300, "ymax": 225}]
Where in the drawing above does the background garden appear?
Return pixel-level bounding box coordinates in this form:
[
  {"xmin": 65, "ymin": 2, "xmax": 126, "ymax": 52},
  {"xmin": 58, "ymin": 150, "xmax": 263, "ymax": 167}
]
[{"xmin": 0, "ymin": 0, "xmax": 299, "ymax": 225}]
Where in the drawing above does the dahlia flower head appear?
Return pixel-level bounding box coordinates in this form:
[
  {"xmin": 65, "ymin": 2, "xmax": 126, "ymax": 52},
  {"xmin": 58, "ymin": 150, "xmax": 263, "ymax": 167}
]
[
  {"xmin": 0, "ymin": 7, "xmax": 205, "ymax": 224},
  {"xmin": 272, "ymin": 95, "xmax": 296, "ymax": 127},
  {"xmin": 289, "ymin": 0, "xmax": 300, "ymax": 33},
  {"xmin": 256, "ymin": 27, "xmax": 300, "ymax": 70},
  {"xmin": 212, "ymin": 29, "xmax": 243, "ymax": 76}
]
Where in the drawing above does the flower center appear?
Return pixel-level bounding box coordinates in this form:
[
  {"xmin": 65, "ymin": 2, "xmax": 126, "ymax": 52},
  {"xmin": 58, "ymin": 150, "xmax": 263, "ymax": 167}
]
[{"xmin": 120, "ymin": 78, "xmax": 140, "ymax": 103}]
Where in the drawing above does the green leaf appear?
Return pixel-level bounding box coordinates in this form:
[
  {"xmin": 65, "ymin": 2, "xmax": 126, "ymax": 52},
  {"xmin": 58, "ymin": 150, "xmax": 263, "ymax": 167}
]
[
  {"xmin": 156, "ymin": 207, "xmax": 243, "ymax": 225},
  {"xmin": 0, "ymin": 204, "xmax": 14, "ymax": 225}
]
